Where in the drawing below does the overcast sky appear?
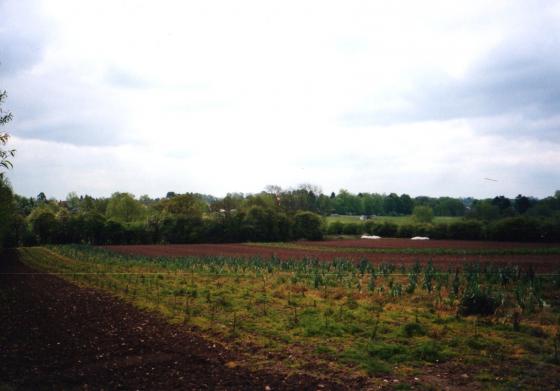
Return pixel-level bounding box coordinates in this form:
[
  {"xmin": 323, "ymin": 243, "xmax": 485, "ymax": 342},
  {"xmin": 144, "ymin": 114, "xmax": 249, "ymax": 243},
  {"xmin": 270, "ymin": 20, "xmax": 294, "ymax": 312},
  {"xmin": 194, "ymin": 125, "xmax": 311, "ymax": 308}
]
[{"xmin": 1, "ymin": 0, "xmax": 560, "ymax": 200}]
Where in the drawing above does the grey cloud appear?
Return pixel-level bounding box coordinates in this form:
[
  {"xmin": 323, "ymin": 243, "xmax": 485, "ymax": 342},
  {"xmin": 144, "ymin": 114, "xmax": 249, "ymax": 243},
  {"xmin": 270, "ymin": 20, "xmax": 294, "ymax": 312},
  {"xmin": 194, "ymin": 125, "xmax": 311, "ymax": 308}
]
[
  {"xmin": 0, "ymin": 35, "xmax": 44, "ymax": 76},
  {"xmin": 7, "ymin": 76, "xmax": 129, "ymax": 146},
  {"xmin": 105, "ymin": 67, "xmax": 155, "ymax": 89},
  {"xmin": 0, "ymin": 0, "xmax": 48, "ymax": 76},
  {"xmin": 343, "ymin": 20, "xmax": 560, "ymax": 142}
]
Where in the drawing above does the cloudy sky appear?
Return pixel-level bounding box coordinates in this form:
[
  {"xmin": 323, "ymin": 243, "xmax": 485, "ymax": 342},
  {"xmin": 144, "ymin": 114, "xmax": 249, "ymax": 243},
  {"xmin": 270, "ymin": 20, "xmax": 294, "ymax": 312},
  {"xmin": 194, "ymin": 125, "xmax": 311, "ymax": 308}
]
[{"xmin": 1, "ymin": 0, "xmax": 560, "ymax": 199}]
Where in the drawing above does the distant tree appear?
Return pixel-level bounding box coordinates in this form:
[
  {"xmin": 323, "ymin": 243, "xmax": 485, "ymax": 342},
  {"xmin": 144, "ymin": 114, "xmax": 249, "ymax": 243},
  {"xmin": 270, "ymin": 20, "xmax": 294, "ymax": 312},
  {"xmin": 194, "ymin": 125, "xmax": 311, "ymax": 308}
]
[
  {"xmin": 412, "ymin": 205, "xmax": 434, "ymax": 223},
  {"xmin": 513, "ymin": 194, "xmax": 531, "ymax": 214},
  {"xmin": 243, "ymin": 192, "xmax": 276, "ymax": 210},
  {"xmin": 106, "ymin": 192, "xmax": 146, "ymax": 223},
  {"xmin": 468, "ymin": 200, "xmax": 500, "ymax": 221},
  {"xmin": 293, "ymin": 211, "xmax": 323, "ymax": 240},
  {"xmin": 14, "ymin": 194, "xmax": 36, "ymax": 216},
  {"xmin": 28, "ymin": 208, "xmax": 57, "ymax": 243},
  {"xmin": 211, "ymin": 193, "xmax": 244, "ymax": 213},
  {"xmin": 65, "ymin": 192, "xmax": 81, "ymax": 212},
  {"xmin": 384, "ymin": 193, "xmax": 401, "ymax": 215},
  {"xmin": 334, "ymin": 189, "xmax": 363, "ymax": 215},
  {"xmin": 434, "ymin": 197, "xmax": 465, "ymax": 216},
  {"xmin": 491, "ymin": 196, "xmax": 513, "ymax": 216},
  {"xmin": 36, "ymin": 192, "xmax": 47, "ymax": 203},
  {"xmin": 159, "ymin": 193, "xmax": 207, "ymax": 217},
  {"xmin": 398, "ymin": 194, "xmax": 414, "ymax": 214}
]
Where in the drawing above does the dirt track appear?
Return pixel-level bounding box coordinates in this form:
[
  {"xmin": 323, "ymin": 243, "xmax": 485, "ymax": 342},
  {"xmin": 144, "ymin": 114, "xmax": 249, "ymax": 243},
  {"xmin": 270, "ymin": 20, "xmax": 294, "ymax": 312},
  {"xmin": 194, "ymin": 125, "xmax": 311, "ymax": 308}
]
[{"xmin": 0, "ymin": 250, "xmax": 344, "ymax": 390}]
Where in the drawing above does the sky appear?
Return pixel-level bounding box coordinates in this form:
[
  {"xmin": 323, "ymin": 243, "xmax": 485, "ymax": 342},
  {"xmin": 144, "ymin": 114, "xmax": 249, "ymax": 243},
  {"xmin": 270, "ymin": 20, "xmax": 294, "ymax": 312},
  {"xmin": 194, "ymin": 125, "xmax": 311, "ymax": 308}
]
[{"xmin": 1, "ymin": 0, "xmax": 560, "ymax": 200}]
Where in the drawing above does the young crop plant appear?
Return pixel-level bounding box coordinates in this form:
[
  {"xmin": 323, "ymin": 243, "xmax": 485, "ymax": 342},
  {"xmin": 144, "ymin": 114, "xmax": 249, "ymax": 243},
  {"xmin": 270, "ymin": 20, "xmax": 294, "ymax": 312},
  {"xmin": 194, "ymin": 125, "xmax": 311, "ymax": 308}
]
[
  {"xmin": 423, "ymin": 261, "xmax": 436, "ymax": 293},
  {"xmin": 18, "ymin": 245, "xmax": 560, "ymax": 389}
]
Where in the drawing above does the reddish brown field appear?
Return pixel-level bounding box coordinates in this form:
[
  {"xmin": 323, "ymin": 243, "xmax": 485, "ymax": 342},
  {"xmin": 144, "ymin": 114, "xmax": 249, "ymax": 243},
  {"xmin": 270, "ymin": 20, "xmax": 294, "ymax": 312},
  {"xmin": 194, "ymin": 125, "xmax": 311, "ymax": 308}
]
[
  {"xmin": 104, "ymin": 239, "xmax": 560, "ymax": 271},
  {"xmin": 299, "ymin": 238, "xmax": 560, "ymax": 249}
]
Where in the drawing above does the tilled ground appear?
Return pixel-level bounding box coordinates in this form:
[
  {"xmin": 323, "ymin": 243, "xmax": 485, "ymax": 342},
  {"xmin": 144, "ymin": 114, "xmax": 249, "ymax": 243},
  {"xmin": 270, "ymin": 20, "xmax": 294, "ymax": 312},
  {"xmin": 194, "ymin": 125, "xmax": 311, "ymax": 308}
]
[
  {"xmin": 0, "ymin": 250, "xmax": 345, "ymax": 391},
  {"xmin": 105, "ymin": 242, "xmax": 560, "ymax": 271},
  {"xmin": 298, "ymin": 238, "xmax": 560, "ymax": 250}
]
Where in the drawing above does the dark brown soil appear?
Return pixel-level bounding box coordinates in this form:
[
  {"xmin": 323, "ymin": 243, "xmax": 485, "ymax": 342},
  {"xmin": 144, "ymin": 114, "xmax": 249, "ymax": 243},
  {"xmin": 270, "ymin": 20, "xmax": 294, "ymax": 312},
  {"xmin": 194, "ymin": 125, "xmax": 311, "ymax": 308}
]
[{"xmin": 0, "ymin": 250, "xmax": 346, "ymax": 390}]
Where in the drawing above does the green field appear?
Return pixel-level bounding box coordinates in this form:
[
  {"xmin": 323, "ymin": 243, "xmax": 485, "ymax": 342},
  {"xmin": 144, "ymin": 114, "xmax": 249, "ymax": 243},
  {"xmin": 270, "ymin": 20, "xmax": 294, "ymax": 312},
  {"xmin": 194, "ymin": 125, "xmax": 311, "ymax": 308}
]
[
  {"xmin": 18, "ymin": 245, "xmax": 560, "ymax": 389},
  {"xmin": 326, "ymin": 215, "xmax": 462, "ymax": 225}
]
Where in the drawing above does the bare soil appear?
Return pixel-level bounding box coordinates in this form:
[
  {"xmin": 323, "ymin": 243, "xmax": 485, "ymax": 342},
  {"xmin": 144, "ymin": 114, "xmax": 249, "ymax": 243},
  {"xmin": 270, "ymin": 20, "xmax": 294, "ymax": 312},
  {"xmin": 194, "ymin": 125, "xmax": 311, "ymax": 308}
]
[
  {"xmin": 0, "ymin": 250, "xmax": 345, "ymax": 390},
  {"xmin": 303, "ymin": 238, "xmax": 560, "ymax": 249}
]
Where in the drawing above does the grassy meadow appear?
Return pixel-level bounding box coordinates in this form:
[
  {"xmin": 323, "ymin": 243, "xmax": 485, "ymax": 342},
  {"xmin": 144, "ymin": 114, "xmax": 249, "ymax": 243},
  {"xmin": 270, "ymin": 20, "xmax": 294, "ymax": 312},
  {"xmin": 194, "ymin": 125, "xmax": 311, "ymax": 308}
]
[{"xmin": 326, "ymin": 215, "xmax": 463, "ymax": 226}]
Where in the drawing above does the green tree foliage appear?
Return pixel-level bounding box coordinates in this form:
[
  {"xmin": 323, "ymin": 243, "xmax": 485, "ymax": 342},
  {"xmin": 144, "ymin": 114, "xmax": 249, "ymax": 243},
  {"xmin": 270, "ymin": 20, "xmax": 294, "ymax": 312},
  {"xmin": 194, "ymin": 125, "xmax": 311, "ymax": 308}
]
[
  {"xmin": 0, "ymin": 90, "xmax": 15, "ymax": 248},
  {"xmin": 398, "ymin": 194, "xmax": 414, "ymax": 214},
  {"xmin": 293, "ymin": 211, "xmax": 323, "ymax": 240},
  {"xmin": 334, "ymin": 189, "xmax": 363, "ymax": 215},
  {"xmin": 242, "ymin": 206, "xmax": 291, "ymax": 242},
  {"xmin": 446, "ymin": 220, "xmax": 484, "ymax": 240},
  {"xmin": 0, "ymin": 179, "xmax": 15, "ymax": 246},
  {"xmin": 513, "ymin": 194, "xmax": 532, "ymax": 214},
  {"xmin": 434, "ymin": 197, "xmax": 465, "ymax": 216},
  {"xmin": 469, "ymin": 200, "xmax": 500, "ymax": 221},
  {"xmin": 362, "ymin": 193, "xmax": 383, "ymax": 215},
  {"xmin": 383, "ymin": 193, "xmax": 401, "ymax": 215},
  {"xmin": 28, "ymin": 208, "xmax": 57, "ymax": 243},
  {"xmin": 413, "ymin": 205, "xmax": 434, "ymax": 224},
  {"xmin": 487, "ymin": 217, "xmax": 542, "ymax": 242},
  {"xmin": 106, "ymin": 192, "xmax": 146, "ymax": 223},
  {"xmin": 160, "ymin": 193, "xmax": 207, "ymax": 217},
  {"xmin": 1, "ymin": 91, "xmax": 15, "ymax": 173}
]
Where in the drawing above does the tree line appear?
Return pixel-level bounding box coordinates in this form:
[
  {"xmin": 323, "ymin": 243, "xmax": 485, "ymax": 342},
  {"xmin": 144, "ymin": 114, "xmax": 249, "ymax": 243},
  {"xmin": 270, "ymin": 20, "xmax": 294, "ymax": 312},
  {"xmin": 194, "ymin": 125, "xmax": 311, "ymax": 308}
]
[{"xmin": 1, "ymin": 186, "xmax": 560, "ymax": 247}]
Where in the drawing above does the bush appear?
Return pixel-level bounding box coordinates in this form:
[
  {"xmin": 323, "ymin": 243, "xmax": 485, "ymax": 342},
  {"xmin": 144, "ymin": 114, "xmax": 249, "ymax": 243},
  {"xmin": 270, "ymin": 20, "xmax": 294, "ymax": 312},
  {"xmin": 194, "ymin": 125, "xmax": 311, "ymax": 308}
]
[
  {"xmin": 398, "ymin": 223, "xmax": 431, "ymax": 238},
  {"xmin": 327, "ymin": 221, "xmax": 344, "ymax": 235},
  {"xmin": 540, "ymin": 219, "xmax": 560, "ymax": 242},
  {"xmin": 487, "ymin": 217, "xmax": 541, "ymax": 242},
  {"xmin": 377, "ymin": 221, "xmax": 398, "ymax": 237},
  {"xmin": 447, "ymin": 220, "xmax": 484, "ymax": 240},
  {"xmin": 459, "ymin": 290, "xmax": 501, "ymax": 316},
  {"xmin": 293, "ymin": 211, "xmax": 323, "ymax": 240},
  {"xmin": 363, "ymin": 220, "xmax": 378, "ymax": 235},
  {"xmin": 342, "ymin": 222, "xmax": 361, "ymax": 235},
  {"xmin": 430, "ymin": 223, "xmax": 448, "ymax": 239},
  {"xmin": 413, "ymin": 205, "xmax": 434, "ymax": 223}
]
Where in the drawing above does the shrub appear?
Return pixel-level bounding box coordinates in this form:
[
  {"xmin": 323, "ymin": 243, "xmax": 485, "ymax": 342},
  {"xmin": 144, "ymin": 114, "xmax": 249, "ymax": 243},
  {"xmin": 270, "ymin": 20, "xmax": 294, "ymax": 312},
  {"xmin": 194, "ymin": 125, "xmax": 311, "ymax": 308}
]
[
  {"xmin": 342, "ymin": 222, "xmax": 361, "ymax": 235},
  {"xmin": 398, "ymin": 223, "xmax": 431, "ymax": 238},
  {"xmin": 327, "ymin": 221, "xmax": 344, "ymax": 235},
  {"xmin": 363, "ymin": 220, "xmax": 379, "ymax": 235},
  {"xmin": 413, "ymin": 205, "xmax": 434, "ymax": 223},
  {"xmin": 459, "ymin": 289, "xmax": 501, "ymax": 316},
  {"xmin": 447, "ymin": 220, "xmax": 484, "ymax": 240},
  {"xmin": 293, "ymin": 211, "xmax": 323, "ymax": 240},
  {"xmin": 377, "ymin": 221, "xmax": 398, "ymax": 237},
  {"xmin": 430, "ymin": 223, "xmax": 448, "ymax": 239},
  {"xmin": 487, "ymin": 217, "xmax": 541, "ymax": 242}
]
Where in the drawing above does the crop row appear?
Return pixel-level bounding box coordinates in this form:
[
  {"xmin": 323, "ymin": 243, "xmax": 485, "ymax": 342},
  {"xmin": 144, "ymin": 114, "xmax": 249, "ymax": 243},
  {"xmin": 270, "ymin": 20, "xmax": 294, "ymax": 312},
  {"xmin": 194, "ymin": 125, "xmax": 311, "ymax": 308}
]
[{"xmin": 18, "ymin": 245, "xmax": 560, "ymax": 387}]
